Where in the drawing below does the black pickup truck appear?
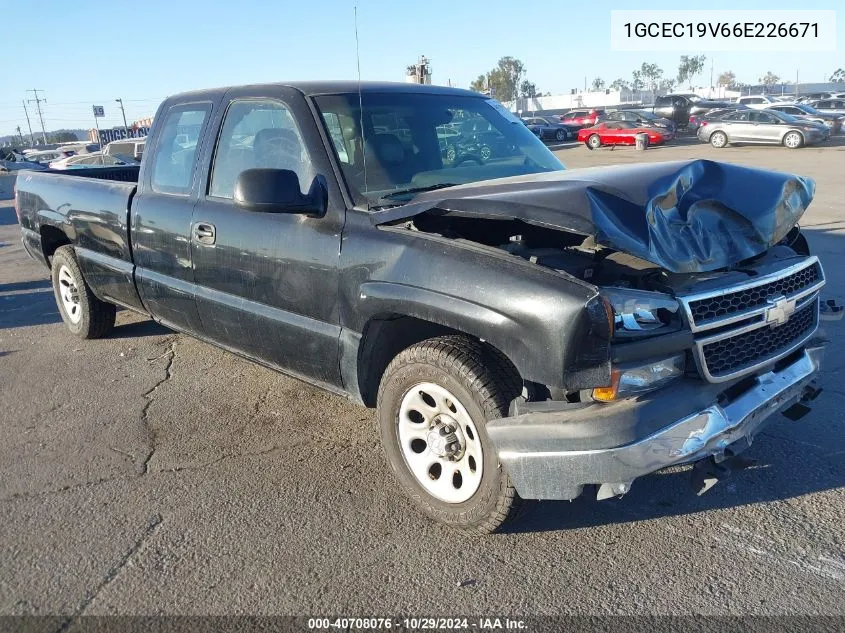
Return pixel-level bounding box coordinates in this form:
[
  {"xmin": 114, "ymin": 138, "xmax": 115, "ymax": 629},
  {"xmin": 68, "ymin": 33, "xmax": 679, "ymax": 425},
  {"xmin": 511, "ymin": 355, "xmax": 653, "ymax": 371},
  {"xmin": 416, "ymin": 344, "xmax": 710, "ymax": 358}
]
[
  {"xmin": 14, "ymin": 81, "xmax": 837, "ymax": 533},
  {"xmin": 630, "ymin": 94, "xmax": 731, "ymax": 128}
]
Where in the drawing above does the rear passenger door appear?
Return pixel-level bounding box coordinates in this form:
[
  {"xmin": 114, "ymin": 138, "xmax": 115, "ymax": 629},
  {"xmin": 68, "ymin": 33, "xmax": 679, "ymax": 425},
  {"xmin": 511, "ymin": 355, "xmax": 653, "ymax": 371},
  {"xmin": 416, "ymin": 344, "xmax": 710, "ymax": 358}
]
[
  {"xmin": 131, "ymin": 100, "xmax": 218, "ymax": 333},
  {"xmin": 190, "ymin": 89, "xmax": 345, "ymax": 388}
]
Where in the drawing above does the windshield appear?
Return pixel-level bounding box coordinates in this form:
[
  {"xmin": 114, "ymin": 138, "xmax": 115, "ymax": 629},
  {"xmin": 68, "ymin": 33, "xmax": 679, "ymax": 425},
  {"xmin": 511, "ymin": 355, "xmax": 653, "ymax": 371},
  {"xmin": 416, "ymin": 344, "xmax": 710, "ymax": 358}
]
[
  {"xmin": 767, "ymin": 109, "xmax": 799, "ymax": 123},
  {"xmin": 314, "ymin": 92, "xmax": 564, "ymax": 207},
  {"xmin": 795, "ymin": 104, "xmax": 822, "ymax": 115}
]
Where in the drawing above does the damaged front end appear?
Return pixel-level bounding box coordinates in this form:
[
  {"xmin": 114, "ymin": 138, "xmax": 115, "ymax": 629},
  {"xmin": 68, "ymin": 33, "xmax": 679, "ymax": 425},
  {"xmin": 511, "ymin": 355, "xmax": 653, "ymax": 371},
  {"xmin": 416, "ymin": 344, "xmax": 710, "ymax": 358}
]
[{"xmin": 374, "ymin": 159, "xmax": 837, "ymax": 501}]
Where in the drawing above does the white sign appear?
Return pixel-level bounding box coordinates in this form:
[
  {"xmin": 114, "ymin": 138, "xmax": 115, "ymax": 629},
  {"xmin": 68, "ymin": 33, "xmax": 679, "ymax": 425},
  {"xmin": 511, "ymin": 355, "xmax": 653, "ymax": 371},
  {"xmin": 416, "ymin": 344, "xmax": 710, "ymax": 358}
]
[
  {"xmin": 610, "ymin": 10, "xmax": 836, "ymax": 52},
  {"xmin": 92, "ymin": 105, "xmax": 105, "ymax": 117}
]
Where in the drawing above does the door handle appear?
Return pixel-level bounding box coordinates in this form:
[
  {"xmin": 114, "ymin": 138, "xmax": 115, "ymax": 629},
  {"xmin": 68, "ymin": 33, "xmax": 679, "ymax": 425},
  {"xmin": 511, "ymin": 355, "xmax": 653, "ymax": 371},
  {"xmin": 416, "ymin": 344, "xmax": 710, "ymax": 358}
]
[{"xmin": 193, "ymin": 222, "xmax": 216, "ymax": 245}]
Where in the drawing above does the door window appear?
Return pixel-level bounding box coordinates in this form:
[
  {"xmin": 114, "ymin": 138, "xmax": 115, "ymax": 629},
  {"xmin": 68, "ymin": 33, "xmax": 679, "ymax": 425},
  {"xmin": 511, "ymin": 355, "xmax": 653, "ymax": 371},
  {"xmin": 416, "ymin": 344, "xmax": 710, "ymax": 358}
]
[
  {"xmin": 209, "ymin": 99, "xmax": 313, "ymax": 199},
  {"xmin": 151, "ymin": 106, "xmax": 210, "ymax": 195}
]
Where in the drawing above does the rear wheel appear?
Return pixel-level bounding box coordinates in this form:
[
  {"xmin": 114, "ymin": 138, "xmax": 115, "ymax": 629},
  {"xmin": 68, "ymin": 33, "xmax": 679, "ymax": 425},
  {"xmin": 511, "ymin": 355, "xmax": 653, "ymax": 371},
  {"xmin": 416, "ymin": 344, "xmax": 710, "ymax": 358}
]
[
  {"xmin": 783, "ymin": 131, "xmax": 803, "ymax": 149},
  {"xmin": 555, "ymin": 128, "xmax": 567, "ymax": 142},
  {"xmin": 587, "ymin": 134, "xmax": 601, "ymax": 149},
  {"xmin": 51, "ymin": 245, "xmax": 116, "ymax": 339},
  {"xmin": 710, "ymin": 131, "xmax": 728, "ymax": 148},
  {"xmin": 479, "ymin": 145, "xmax": 492, "ymax": 162},
  {"xmin": 377, "ymin": 335, "xmax": 525, "ymax": 533}
]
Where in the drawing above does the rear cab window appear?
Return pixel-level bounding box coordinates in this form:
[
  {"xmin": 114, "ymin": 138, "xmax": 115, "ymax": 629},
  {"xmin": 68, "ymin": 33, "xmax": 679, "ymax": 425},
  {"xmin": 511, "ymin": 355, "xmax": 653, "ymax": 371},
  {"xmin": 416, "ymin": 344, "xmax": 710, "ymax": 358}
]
[{"xmin": 151, "ymin": 105, "xmax": 211, "ymax": 195}]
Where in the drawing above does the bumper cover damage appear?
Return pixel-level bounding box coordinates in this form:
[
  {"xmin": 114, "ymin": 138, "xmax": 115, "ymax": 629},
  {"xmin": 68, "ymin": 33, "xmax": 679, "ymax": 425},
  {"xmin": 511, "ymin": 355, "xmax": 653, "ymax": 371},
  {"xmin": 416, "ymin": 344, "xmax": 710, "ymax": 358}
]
[{"xmin": 488, "ymin": 345, "xmax": 824, "ymax": 501}]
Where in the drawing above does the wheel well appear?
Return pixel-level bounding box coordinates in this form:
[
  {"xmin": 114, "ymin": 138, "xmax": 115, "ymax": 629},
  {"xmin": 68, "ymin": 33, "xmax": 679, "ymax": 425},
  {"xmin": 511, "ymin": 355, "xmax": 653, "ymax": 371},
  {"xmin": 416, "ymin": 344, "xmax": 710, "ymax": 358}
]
[
  {"xmin": 40, "ymin": 225, "xmax": 71, "ymax": 266},
  {"xmin": 356, "ymin": 314, "xmax": 522, "ymax": 408}
]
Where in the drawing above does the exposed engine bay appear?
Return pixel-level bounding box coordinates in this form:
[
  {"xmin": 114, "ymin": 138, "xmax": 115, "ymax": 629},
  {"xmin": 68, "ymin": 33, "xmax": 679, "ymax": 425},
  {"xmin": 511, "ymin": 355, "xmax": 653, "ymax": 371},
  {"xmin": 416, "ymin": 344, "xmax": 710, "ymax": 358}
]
[{"xmin": 409, "ymin": 212, "xmax": 812, "ymax": 294}]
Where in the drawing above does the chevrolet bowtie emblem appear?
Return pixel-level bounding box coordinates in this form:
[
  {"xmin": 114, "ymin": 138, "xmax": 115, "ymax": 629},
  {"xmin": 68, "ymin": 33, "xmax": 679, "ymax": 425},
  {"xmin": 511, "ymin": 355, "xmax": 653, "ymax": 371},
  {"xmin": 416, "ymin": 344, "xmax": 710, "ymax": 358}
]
[{"xmin": 765, "ymin": 295, "xmax": 797, "ymax": 327}]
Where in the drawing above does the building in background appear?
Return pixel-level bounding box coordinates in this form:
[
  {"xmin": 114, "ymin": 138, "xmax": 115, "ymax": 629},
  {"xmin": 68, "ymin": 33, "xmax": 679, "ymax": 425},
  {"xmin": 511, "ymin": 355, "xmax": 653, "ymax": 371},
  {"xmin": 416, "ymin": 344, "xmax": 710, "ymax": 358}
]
[
  {"xmin": 88, "ymin": 116, "xmax": 153, "ymax": 145},
  {"xmin": 406, "ymin": 56, "xmax": 432, "ymax": 85}
]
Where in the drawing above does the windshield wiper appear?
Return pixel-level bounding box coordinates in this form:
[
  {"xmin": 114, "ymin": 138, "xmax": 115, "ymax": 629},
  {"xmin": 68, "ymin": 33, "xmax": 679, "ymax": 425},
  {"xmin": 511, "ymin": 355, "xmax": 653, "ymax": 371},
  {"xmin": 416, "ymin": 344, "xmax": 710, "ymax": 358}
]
[{"xmin": 376, "ymin": 182, "xmax": 460, "ymax": 203}]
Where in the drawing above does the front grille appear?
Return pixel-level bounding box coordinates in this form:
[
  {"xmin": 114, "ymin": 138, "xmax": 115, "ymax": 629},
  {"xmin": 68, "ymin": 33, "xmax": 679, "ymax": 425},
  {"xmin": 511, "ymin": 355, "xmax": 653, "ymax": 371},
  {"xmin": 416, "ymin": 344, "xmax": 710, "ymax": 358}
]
[
  {"xmin": 700, "ymin": 298, "xmax": 817, "ymax": 379},
  {"xmin": 680, "ymin": 257, "xmax": 824, "ymax": 383},
  {"xmin": 687, "ymin": 261, "xmax": 821, "ymax": 326}
]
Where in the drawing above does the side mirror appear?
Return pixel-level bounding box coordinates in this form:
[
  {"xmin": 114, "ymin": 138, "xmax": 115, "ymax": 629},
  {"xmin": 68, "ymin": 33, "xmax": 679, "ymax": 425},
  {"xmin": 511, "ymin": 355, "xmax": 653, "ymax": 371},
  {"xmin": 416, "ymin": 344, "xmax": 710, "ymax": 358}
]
[{"xmin": 233, "ymin": 168, "xmax": 327, "ymax": 216}]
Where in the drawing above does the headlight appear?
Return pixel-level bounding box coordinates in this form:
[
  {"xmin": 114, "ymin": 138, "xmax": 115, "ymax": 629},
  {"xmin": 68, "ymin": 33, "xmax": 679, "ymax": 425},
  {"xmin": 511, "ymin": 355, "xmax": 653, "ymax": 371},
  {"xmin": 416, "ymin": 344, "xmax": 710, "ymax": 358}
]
[
  {"xmin": 593, "ymin": 354, "xmax": 685, "ymax": 402},
  {"xmin": 600, "ymin": 287, "xmax": 682, "ymax": 339}
]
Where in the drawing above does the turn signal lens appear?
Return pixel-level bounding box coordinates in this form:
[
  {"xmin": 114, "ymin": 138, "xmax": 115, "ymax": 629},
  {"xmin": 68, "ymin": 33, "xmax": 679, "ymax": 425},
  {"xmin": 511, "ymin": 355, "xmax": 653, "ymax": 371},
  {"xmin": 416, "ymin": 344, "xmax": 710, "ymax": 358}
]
[{"xmin": 592, "ymin": 369, "xmax": 620, "ymax": 402}]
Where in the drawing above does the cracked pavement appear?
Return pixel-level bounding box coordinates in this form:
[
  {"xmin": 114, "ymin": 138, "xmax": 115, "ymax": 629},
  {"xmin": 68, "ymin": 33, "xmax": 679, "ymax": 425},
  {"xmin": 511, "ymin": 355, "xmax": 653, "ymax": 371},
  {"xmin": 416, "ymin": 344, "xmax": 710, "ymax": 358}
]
[{"xmin": 0, "ymin": 142, "xmax": 843, "ymax": 617}]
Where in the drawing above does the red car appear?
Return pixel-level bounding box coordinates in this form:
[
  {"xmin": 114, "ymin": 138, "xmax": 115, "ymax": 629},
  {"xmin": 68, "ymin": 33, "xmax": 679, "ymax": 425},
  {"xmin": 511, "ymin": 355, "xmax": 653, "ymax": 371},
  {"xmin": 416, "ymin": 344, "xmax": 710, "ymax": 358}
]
[
  {"xmin": 577, "ymin": 121, "xmax": 669, "ymax": 149},
  {"xmin": 558, "ymin": 108, "xmax": 605, "ymax": 128}
]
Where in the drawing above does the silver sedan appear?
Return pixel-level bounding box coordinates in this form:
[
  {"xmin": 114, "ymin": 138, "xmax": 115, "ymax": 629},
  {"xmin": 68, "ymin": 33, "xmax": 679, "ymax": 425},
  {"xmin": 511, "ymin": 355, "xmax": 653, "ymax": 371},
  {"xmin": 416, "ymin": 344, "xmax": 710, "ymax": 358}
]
[{"xmin": 697, "ymin": 108, "xmax": 829, "ymax": 148}]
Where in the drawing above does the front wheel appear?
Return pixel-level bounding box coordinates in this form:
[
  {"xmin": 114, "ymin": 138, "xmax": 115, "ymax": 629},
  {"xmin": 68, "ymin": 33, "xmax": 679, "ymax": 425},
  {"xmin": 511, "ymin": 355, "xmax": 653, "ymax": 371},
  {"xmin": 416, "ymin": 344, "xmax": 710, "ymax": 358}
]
[
  {"xmin": 51, "ymin": 245, "xmax": 116, "ymax": 339},
  {"xmin": 783, "ymin": 131, "xmax": 804, "ymax": 149},
  {"xmin": 555, "ymin": 128, "xmax": 567, "ymax": 142},
  {"xmin": 586, "ymin": 134, "xmax": 601, "ymax": 150},
  {"xmin": 479, "ymin": 145, "xmax": 492, "ymax": 162},
  {"xmin": 710, "ymin": 131, "xmax": 728, "ymax": 148},
  {"xmin": 377, "ymin": 336, "xmax": 525, "ymax": 533}
]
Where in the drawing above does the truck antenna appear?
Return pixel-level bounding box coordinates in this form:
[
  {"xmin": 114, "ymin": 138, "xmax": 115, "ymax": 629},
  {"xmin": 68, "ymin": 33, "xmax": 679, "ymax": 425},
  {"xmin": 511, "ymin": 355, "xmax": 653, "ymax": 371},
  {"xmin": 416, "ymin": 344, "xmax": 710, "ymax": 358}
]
[{"xmin": 354, "ymin": 5, "xmax": 369, "ymax": 206}]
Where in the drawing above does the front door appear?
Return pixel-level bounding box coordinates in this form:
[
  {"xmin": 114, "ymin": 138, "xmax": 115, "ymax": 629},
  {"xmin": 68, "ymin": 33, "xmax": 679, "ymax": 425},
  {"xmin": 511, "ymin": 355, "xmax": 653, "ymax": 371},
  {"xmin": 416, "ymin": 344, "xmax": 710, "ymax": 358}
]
[{"xmin": 190, "ymin": 92, "xmax": 345, "ymax": 387}]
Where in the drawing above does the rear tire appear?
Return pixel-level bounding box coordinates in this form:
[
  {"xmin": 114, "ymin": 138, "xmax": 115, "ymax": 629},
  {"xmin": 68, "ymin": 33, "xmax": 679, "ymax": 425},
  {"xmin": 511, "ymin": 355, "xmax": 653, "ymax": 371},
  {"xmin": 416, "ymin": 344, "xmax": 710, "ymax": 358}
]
[
  {"xmin": 587, "ymin": 134, "xmax": 601, "ymax": 150},
  {"xmin": 783, "ymin": 131, "xmax": 803, "ymax": 149},
  {"xmin": 51, "ymin": 245, "xmax": 116, "ymax": 339},
  {"xmin": 710, "ymin": 131, "xmax": 728, "ymax": 148},
  {"xmin": 377, "ymin": 335, "xmax": 525, "ymax": 534}
]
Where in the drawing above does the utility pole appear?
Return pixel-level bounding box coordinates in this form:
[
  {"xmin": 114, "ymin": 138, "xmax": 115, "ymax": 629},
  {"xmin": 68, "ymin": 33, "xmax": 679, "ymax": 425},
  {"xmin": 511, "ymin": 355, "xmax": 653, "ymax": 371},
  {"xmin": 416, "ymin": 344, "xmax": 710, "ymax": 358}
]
[
  {"xmin": 26, "ymin": 89, "xmax": 48, "ymax": 145},
  {"xmin": 115, "ymin": 98, "xmax": 130, "ymax": 138},
  {"xmin": 795, "ymin": 68, "xmax": 799, "ymax": 98},
  {"xmin": 16, "ymin": 126, "xmax": 24, "ymax": 146},
  {"xmin": 21, "ymin": 100, "xmax": 35, "ymax": 146}
]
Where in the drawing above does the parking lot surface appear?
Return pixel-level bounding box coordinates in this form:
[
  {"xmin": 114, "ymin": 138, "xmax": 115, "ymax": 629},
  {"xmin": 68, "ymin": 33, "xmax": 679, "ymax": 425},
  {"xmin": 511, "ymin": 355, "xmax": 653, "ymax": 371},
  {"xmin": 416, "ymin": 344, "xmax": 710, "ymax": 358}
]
[{"xmin": 1, "ymin": 139, "xmax": 843, "ymax": 618}]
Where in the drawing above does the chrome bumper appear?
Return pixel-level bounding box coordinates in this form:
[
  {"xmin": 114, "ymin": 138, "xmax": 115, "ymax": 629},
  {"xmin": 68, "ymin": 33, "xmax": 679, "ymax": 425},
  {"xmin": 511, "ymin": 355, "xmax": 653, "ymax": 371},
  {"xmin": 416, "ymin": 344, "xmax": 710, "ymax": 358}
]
[{"xmin": 489, "ymin": 346, "xmax": 824, "ymax": 501}]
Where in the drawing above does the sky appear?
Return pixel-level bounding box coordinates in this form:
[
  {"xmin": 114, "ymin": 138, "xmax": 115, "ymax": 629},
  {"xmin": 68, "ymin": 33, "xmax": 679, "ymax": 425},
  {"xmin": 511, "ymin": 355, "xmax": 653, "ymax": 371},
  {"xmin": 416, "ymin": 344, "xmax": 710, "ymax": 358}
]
[{"xmin": 1, "ymin": 0, "xmax": 842, "ymax": 138}]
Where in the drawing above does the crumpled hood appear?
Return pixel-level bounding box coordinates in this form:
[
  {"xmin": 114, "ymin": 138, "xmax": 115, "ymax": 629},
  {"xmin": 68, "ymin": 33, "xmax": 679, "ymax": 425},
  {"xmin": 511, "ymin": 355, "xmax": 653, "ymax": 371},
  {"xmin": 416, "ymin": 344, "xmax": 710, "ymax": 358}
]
[{"xmin": 370, "ymin": 159, "xmax": 814, "ymax": 273}]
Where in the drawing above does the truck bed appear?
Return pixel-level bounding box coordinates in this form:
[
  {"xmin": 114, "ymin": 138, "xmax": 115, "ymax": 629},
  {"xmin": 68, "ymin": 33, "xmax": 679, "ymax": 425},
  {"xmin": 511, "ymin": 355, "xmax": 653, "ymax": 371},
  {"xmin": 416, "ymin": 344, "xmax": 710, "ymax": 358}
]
[{"xmin": 16, "ymin": 166, "xmax": 141, "ymax": 310}]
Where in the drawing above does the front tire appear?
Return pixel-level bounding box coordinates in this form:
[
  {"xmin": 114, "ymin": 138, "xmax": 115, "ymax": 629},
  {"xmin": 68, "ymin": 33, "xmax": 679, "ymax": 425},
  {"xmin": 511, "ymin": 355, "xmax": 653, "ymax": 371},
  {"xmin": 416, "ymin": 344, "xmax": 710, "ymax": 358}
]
[
  {"xmin": 555, "ymin": 128, "xmax": 567, "ymax": 142},
  {"xmin": 51, "ymin": 245, "xmax": 116, "ymax": 339},
  {"xmin": 377, "ymin": 335, "xmax": 525, "ymax": 534},
  {"xmin": 587, "ymin": 134, "xmax": 601, "ymax": 150},
  {"xmin": 783, "ymin": 131, "xmax": 803, "ymax": 149}
]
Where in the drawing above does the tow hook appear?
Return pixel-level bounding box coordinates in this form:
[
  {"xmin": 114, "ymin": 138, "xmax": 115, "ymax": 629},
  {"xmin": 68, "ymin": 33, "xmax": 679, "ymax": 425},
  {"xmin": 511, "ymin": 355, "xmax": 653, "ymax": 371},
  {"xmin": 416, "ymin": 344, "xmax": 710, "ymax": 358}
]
[
  {"xmin": 820, "ymin": 299, "xmax": 843, "ymax": 321},
  {"xmin": 690, "ymin": 444, "xmax": 757, "ymax": 496}
]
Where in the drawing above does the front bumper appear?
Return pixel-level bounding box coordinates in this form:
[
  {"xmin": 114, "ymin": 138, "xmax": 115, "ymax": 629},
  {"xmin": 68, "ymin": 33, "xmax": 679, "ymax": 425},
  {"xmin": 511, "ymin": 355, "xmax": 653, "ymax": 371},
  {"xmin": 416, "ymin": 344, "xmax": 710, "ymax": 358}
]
[{"xmin": 488, "ymin": 345, "xmax": 824, "ymax": 501}]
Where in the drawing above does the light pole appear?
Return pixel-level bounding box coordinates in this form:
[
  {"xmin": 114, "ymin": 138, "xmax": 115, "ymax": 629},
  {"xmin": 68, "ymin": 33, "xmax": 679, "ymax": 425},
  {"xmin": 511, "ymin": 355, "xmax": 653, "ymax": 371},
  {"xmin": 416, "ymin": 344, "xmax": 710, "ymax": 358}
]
[{"xmin": 115, "ymin": 98, "xmax": 130, "ymax": 138}]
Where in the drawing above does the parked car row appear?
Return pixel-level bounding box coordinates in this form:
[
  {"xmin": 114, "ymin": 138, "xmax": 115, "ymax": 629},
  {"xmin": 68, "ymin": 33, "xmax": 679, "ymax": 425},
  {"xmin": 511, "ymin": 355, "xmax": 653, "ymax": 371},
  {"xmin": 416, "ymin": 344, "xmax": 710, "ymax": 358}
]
[{"xmin": 697, "ymin": 108, "xmax": 833, "ymax": 149}]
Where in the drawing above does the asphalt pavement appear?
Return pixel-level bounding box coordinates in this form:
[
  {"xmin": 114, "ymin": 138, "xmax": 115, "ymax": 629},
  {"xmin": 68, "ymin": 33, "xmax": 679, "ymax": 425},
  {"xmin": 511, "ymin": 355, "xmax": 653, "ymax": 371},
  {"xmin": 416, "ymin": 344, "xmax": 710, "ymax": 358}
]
[{"xmin": 1, "ymin": 140, "xmax": 843, "ymax": 621}]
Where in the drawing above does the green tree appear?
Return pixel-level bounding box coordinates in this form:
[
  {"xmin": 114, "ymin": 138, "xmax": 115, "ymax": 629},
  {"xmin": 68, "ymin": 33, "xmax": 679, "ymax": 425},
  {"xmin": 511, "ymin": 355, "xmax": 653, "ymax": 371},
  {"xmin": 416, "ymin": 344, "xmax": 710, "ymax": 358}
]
[
  {"xmin": 830, "ymin": 68, "xmax": 845, "ymax": 83},
  {"xmin": 677, "ymin": 54, "xmax": 707, "ymax": 89},
  {"xmin": 609, "ymin": 78, "xmax": 629, "ymax": 91},
  {"xmin": 470, "ymin": 74, "xmax": 489, "ymax": 93},
  {"xmin": 717, "ymin": 70, "xmax": 737, "ymax": 88},
  {"xmin": 49, "ymin": 131, "xmax": 79, "ymax": 143},
  {"xmin": 639, "ymin": 62, "xmax": 664, "ymax": 96},
  {"xmin": 468, "ymin": 57, "xmax": 527, "ymax": 102},
  {"xmin": 590, "ymin": 77, "xmax": 605, "ymax": 91},
  {"xmin": 659, "ymin": 78, "xmax": 677, "ymax": 93},
  {"xmin": 759, "ymin": 71, "xmax": 780, "ymax": 87},
  {"xmin": 631, "ymin": 70, "xmax": 644, "ymax": 91},
  {"xmin": 519, "ymin": 80, "xmax": 538, "ymax": 98}
]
